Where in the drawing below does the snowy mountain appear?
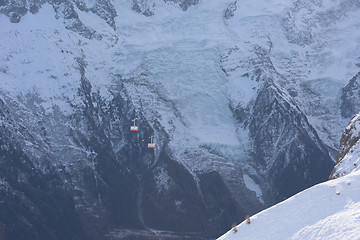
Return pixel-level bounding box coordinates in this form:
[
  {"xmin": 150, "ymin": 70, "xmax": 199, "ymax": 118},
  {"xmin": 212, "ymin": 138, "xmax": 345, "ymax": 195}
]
[
  {"xmin": 331, "ymin": 113, "xmax": 360, "ymax": 179},
  {"xmin": 1, "ymin": 0, "xmax": 360, "ymax": 239},
  {"xmin": 219, "ymin": 112, "xmax": 360, "ymax": 240}
]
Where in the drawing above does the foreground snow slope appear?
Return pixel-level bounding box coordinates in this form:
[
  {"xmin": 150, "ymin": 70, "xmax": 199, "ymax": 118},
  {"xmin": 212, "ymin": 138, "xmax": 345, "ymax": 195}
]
[
  {"xmin": 219, "ymin": 169, "xmax": 360, "ymax": 240},
  {"xmin": 219, "ymin": 113, "xmax": 360, "ymax": 240}
]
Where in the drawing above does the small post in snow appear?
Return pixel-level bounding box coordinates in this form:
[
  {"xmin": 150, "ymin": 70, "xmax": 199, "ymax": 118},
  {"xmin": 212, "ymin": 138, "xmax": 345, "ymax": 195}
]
[
  {"xmin": 232, "ymin": 223, "xmax": 237, "ymax": 233},
  {"xmin": 246, "ymin": 214, "xmax": 251, "ymax": 224}
]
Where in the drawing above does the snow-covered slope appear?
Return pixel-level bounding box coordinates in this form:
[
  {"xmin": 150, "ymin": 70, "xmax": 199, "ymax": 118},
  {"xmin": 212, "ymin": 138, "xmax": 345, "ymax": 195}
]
[
  {"xmin": 219, "ymin": 113, "xmax": 360, "ymax": 239},
  {"xmin": 331, "ymin": 113, "xmax": 360, "ymax": 178},
  {"xmin": 219, "ymin": 169, "xmax": 360, "ymax": 240}
]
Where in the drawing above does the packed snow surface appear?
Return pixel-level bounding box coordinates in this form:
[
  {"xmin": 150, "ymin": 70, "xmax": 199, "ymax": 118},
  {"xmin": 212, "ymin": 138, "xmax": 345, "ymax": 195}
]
[
  {"xmin": 219, "ymin": 170, "xmax": 360, "ymax": 240},
  {"xmin": 243, "ymin": 175, "xmax": 263, "ymax": 203},
  {"xmin": 335, "ymin": 142, "xmax": 360, "ymax": 178}
]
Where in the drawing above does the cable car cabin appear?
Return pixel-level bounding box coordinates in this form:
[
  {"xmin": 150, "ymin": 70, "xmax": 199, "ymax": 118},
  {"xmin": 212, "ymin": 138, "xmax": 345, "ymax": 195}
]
[
  {"xmin": 130, "ymin": 126, "xmax": 138, "ymax": 131},
  {"xmin": 130, "ymin": 118, "xmax": 138, "ymax": 131},
  {"xmin": 148, "ymin": 135, "xmax": 155, "ymax": 148}
]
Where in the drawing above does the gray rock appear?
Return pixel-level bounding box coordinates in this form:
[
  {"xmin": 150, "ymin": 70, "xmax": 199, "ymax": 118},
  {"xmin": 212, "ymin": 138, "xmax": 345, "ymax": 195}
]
[{"xmin": 341, "ymin": 72, "xmax": 360, "ymax": 118}]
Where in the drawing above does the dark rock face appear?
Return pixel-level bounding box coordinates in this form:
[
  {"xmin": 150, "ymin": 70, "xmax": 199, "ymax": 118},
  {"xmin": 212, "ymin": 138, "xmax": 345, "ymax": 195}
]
[
  {"xmin": 132, "ymin": 0, "xmax": 155, "ymax": 16},
  {"xmin": 74, "ymin": 0, "xmax": 117, "ymax": 30},
  {"xmin": 249, "ymin": 83, "xmax": 334, "ymax": 200},
  {"xmin": 336, "ymin": 115, "xmax": 360, "ymax": 164},
  {"xmin": 0, "ymin": 129, "xmax": 88, "ymax": 240},
  {"xmin": 141, "ymin": 152, "xmax": 208, "ymax": 232},
  {"xmin": 165, "ymin": 0, "xmax": 199, "ymax": 11},
  {"xmin": 1, "ymin": 0, "xmax": 28, "ymax": 23},
  {"xmin": 0, "ymin": 0, "xmax": 114, "ymax": 38},
  {"xmin": 330, "ymin": 113, "xmax": 360, "ymax": 179},
  {"xmin": 72, "ymin": 75, "xmax": 246, "ymax": 238},
  {"xmin": 341, "ymin": 72, "xmax": 360, "ymax": 119},
  {"xmin": 198, "ymin": 172, "xmax": 244, "ymax": 236},
  {"xmin": 141, "ymin": 157, "xmax": 243, "ymax": 238},
  {"xmin": 0, "ymin": 57, "xmax": 245, "ymax": 239},
  {"xmin": 222, "ymin": 43, "xmax": 335, "ymax": 203},
  {"xmin": 132, "ymin": 0, "xmax": 198, "ymax": 16},
  {"xmin": 283, "ymin": 0, "xmax": 360, "ymax": 46},
  {"xmin": 224, "ymin": 1, "xmax": 236, "ymax": 20}
]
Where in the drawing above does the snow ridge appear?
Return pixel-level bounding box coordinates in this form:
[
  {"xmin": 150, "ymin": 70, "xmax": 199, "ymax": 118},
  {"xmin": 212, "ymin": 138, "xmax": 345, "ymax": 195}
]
[{"xmin": 219, "ymin": 158, "xmax": 360, "ymax": 240}]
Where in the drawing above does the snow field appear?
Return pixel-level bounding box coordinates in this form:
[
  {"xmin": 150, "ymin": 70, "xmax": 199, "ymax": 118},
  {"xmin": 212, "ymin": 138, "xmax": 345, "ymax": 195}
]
[
  {"xmin": 219, "ymin": 169, "xmax": 360, "ymax": 240},
  {"xmin": 243, "ymin": 174, "xmax": 263, "ymax": 203},
  {"xmin": 0, "ymin": 4, "xmax": 83, "ymax": 115}
]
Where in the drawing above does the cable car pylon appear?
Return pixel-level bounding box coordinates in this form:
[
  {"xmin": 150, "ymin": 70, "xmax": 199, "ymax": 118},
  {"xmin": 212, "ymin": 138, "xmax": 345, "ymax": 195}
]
[
  {"xmin": 148, "ymin": 135, "xmax": 155, "ymax": 149},
  {"xmin": 130, "ymin": 118, "xmax": 138, "ymax": 131}
]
